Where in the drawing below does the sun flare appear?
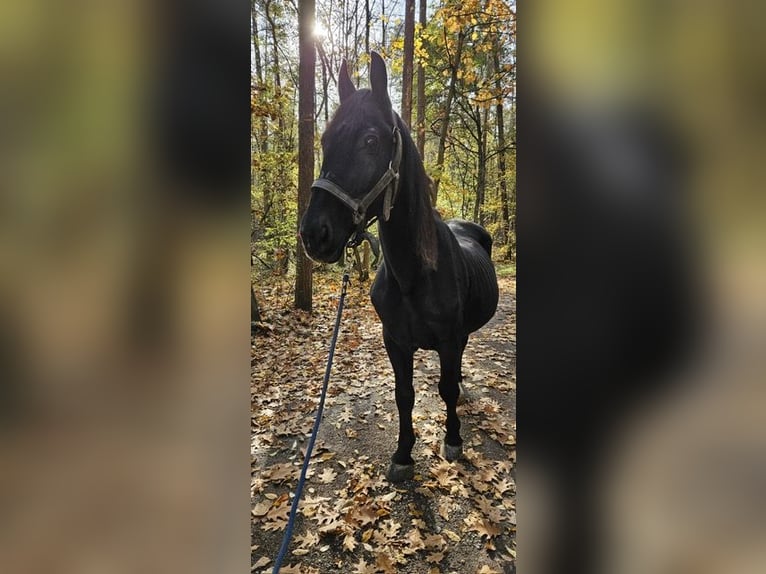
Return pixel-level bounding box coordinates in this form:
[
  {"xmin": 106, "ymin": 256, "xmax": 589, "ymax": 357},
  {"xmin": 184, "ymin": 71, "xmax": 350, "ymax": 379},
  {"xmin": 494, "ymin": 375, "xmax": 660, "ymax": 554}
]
[{"xmin": 313, "ymin": 21, "xmax": 327, "ymax": 39}]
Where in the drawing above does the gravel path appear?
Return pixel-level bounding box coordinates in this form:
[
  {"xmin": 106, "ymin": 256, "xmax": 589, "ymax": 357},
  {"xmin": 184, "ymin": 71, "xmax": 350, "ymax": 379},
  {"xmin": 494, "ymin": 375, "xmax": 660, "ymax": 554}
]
[{"xmin": 252, "ymin": 275, "xmax": 516, "ymax": 574}]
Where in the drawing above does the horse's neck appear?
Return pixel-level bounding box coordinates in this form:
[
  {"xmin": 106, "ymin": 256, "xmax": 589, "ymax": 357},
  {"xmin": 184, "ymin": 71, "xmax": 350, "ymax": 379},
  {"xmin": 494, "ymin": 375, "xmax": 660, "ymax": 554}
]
[{"xmin": 378, "ymin": 174, "xmax": 423, "ymax": 293}]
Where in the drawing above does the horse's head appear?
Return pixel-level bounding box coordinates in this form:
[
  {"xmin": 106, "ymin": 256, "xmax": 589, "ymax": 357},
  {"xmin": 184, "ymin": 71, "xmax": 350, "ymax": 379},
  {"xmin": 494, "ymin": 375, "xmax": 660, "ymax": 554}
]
[{"xmin": 300, "ymin": 52, "xmax": 401, "ymax": 263}]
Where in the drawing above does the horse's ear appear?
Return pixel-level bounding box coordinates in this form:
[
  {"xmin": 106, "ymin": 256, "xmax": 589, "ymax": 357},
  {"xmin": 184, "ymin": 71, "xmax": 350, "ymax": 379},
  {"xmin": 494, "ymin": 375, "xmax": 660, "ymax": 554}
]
[
  {"xmin": 369, "ymin": 52, "xmax": 391, "ymax": 111},
  {"xmin": 338, "ymin": 59, "xmax": 356, "ymax": 103}
]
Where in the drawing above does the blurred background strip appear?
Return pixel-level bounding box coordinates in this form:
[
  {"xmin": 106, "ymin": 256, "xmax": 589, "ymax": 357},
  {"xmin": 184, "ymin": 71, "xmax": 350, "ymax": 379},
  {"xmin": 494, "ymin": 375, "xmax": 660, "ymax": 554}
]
[
  {"xmin": 518, "ymin": 0, "xmax": 766, "ymax": 573},
  {"xmin": 0, "ymin": 1, "xmax": 251, "ymax": 573}
]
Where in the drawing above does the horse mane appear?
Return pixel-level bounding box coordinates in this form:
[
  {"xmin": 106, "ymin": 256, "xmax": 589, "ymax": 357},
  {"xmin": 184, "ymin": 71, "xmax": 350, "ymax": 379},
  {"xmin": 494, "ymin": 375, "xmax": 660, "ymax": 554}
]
[{"xmin": 395, "ymin": 114, "xmax": 438, "ymax": 271}]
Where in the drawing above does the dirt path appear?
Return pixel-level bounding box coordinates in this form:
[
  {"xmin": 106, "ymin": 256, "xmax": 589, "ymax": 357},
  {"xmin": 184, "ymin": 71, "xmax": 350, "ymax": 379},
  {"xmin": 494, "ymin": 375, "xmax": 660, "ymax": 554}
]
[{"xmin": 252, "ymin": 275, "xmax": 516, "ymax": 574}]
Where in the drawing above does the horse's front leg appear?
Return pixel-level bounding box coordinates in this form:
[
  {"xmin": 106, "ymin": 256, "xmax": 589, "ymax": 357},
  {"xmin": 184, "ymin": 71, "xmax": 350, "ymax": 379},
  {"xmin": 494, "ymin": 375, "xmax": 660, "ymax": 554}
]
[
  {"xmin": 383, "ymin": 330, "xmax": 415, "ymax": 482},
  {"xmin": 438, "ymin": 339, "xmax": 464, "ymax": 461}
]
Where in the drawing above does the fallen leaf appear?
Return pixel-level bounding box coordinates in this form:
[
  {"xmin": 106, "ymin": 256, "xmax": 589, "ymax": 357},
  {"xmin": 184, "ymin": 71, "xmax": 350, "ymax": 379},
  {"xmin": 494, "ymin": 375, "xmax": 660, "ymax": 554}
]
[
  {"xmin": 406, "ymin": 528, "xmax": 425, "ymax": 551},
  {"xmin": 251, "ymin": 500, "xmax": 272, "ymax": 517},
  {"xmin": 425, "ymin": 551, "xmax": 444, "ymax": 564},
  {"xmin": 374, "ymin": 552, "xmax": 396, "ymax": 574},
  {"xmin": 318, "ymin": 519, "xmax": 344, "ymax": 534},
  {"xmin": 342, "ymin": 533, "xmax": 357, "ymax": 552},
  {"xmin": 423, "ymin": 533, "xmax": 446, "ymax": 550},
  {"xmin": 352, "ymin": 557, "xmax": 376, "ymax": 574},
  {"xmin": 438, "ymin": 499, "xmax": 453, "ymax": 520},
  {"xmin": 318, "ymin": 467, "xmax": 337, "ymax": 483},
  {"xmin": 293, "ymin": 531, "xmax": 319, "ymax": 550}
]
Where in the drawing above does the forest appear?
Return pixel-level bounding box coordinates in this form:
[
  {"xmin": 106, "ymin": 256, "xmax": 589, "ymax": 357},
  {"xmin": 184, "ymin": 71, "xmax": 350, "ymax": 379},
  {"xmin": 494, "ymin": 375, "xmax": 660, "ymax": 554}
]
[{"xmin": 251, "ymin": 0, "xmax": 516, "ymax": 313}]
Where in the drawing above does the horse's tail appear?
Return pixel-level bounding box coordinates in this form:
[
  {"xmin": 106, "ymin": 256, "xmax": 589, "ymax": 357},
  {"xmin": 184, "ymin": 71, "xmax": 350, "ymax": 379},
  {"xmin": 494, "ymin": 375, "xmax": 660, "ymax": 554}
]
[{"xmin": 477, "ymin": 228, "xmax": 493, "ymax": 258}]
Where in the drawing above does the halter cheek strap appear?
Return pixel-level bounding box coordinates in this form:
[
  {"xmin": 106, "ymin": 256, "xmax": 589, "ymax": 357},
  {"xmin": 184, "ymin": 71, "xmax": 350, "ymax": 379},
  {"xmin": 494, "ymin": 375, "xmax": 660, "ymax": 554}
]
[{"xmin": 311, "ymin": 118, "xmax": 403, "ymax": 234}]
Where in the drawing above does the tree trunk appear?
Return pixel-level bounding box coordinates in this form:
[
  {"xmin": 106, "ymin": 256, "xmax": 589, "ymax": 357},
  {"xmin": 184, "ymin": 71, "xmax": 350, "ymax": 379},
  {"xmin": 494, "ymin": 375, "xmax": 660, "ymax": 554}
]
[
  {"xmin": 295, "ymin": 0, "xmax": 315, "ymax": 312},
  {"xmin": 381, "ymin": 0, "xmax": 386, "ymax": 47},
  {"xmin": 433, "ymin": 31, "xmax": 464, "ymax": 203},
  {"xmin": 352, "ymin": 0, "xmax": 360, "ymax": 70},
  {"xmin": 493, "ymin": 44, "xmax": 510, "ymax": 251},
  {"xmin": 342, "ymin": 0, "xmax": 348, "ymax": 58},
  {"xmin": 473, "ymin": 105, "xmax": 488, "ymax": 224},
  {"xmin": 264, "ymin": 0, "xmax": 285, "ymax": 136},
  {"xmin": 264, "ymin": 0, "xmax": 287, "ymax": 260},
  {"xmin": 401, "ymin": 0, "xmax": 415, "ymax": 127},
  {"xmin": 252, "ymin": 4, "xmax": 268, "ymax": 153},
  {"xmin": 364, "ymin": 0, "xmax": 370, "ymax": 55},
  {"xmin": 415, "ymin": 0, "xmax": 426, "ymax": 158},
  {"xmin": 251, "ymin": 286, "xmax": 262, "ymax": 323}
]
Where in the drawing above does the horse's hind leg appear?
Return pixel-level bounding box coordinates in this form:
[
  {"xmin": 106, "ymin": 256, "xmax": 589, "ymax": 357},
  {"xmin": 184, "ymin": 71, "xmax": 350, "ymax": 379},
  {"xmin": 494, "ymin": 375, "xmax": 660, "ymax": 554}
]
[
  {"xmin": 438, "ymin": 340, "xmax": 464, "ymax": 461},
  {"xmin": 383, "ymin": 331, "xmax": 415, "ymax": 482},
  {"xmin": 457, "ymin": 336, "xmax": 468, "ymax": 405}
]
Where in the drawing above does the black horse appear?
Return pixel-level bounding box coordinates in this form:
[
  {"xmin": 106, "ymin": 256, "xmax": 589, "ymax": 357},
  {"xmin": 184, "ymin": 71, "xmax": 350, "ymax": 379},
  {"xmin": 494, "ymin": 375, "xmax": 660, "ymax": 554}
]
[{"xmin": 300, "ymin": 53, "xmax": 498, "ymax": 481}]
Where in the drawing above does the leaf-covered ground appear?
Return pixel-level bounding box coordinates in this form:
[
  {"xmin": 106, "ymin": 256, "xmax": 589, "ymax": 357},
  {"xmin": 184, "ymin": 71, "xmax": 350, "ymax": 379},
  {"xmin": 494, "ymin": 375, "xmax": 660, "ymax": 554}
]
[{"xmin": 252, "ymin": 270, "xmax": 516, "ymax": 574}]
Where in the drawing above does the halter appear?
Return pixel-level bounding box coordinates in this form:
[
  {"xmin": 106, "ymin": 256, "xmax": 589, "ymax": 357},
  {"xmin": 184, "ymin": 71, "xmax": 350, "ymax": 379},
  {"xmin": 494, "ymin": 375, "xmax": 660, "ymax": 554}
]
[{"xmin": 311, "ymin": 115, "xmax": 403, "ymax": 246}]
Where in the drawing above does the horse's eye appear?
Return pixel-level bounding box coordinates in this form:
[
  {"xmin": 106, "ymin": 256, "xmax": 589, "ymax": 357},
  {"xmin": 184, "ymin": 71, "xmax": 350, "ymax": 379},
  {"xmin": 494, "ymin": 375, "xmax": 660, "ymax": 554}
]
[{"xmin": 364, "ymin": 135, "xmax": 378, "ymax": 149}]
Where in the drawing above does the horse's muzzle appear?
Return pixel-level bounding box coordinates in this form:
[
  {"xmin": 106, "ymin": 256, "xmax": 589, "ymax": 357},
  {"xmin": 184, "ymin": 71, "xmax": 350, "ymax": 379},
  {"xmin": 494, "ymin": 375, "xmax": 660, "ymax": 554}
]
[{"xmin": 299, "ymin": 216, "xmax": 345, "ymax": 263}]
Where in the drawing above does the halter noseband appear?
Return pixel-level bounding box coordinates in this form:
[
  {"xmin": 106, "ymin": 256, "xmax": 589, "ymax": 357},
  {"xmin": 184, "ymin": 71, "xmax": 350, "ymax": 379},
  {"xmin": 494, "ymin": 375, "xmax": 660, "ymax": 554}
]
[{"xmin": 311, "ymin": 116, "xmax": 403, "ymax": 245}]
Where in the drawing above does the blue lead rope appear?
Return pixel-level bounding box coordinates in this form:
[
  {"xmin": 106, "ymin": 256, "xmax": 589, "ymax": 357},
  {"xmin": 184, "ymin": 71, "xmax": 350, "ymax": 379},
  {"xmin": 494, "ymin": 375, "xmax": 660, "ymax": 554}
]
[{"xmin": 271, "ymin": 272, "xmax": 350, "ymax": 574}]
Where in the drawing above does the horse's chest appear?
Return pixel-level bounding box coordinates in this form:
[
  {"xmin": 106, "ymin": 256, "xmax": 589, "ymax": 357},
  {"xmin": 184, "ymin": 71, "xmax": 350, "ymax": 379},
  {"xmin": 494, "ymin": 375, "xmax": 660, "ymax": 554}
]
[{"xmin": 371, "ymin": 282, "xmax": 449, "ymax": 350}]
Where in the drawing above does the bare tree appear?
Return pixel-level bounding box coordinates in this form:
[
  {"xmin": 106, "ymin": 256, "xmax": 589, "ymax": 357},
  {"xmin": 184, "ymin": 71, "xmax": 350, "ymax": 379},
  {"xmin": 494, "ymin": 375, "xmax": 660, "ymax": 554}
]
[
  {"xmin": 433, "ymin": 30, "xmax": 465, "ymax": 202},
  {"xmin": 364, "ymin": 0, "xmax": 370, "ymax": 55},
  {"xmin": 493, "ymin": 43, "xmax": 510, "ymax": 251},
  {"xmin": 264, "ymin": 0, "xmax": 285, "ymax": 136},
  {"xmin": 415, "ymin": 0, "xmax": 426, "ymax": 157},
  {"xmin": 252, "ymin": 2, "xmax": 268, "ymax": 153},
  {"xmin": 381, "ymin": 0, "xmax": 387, "ymax": 46}
]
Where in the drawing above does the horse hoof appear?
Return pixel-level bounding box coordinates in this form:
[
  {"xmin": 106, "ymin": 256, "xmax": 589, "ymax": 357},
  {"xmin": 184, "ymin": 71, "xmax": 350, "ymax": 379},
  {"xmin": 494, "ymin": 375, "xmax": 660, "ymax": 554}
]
[
  {"xmin": 441, "ymin": 441, "xmax": 463, "ymax": 461},
  {"xmin": 386, "ymin": 462, "xmax": 415, "ymax": 482}
]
